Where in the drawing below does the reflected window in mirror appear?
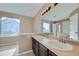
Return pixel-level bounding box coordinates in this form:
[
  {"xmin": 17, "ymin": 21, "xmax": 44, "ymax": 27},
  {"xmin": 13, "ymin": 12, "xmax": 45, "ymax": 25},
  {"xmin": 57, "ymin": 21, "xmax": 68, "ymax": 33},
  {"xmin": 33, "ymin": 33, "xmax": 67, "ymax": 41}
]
[{"xmin": 42, "ymin": 22, "xmax": 52, "ymax": 32}]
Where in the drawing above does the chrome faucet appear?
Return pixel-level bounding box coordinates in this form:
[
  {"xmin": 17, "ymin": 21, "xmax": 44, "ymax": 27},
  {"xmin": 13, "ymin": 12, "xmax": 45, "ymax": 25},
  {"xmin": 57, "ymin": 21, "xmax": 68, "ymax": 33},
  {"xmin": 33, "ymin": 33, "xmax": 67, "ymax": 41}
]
[
  {"xmin": 58, "ymin": 34, "xmax": 69, "ymax": 43},
  {"xmin": 58, "ymin": 35, "xmax": 65, "ymax": 43}
]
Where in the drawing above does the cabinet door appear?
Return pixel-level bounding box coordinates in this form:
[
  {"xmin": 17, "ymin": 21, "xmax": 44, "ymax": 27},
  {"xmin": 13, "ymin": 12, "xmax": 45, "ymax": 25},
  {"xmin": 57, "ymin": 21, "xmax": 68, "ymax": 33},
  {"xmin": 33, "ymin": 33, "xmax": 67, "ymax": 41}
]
[
  {"xmin": 35, "ymin": 40, "xmax": 39, "ymax": 56},
  {"xmin": 70, "ymin": 13, "xmax": 78, "ymax": 40},
  {"xmin": 32, "ymin": 37, "xmax": 39, "ymax": 56},
  {"xmin": 39, "ymin": 43, "xmax": 48, "ymax": 56},
  {"xmin": 32, "ymin": 38, "xmax": 35, "ymax": 54},
  {"xmin": 32, "ymin": 37, "xmax": 57, "ymax": 56}
]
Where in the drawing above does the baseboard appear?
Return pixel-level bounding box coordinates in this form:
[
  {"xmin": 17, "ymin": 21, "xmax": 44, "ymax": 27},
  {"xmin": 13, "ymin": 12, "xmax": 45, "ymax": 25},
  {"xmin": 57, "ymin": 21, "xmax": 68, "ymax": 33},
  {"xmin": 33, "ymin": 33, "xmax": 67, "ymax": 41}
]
[{"xmin": 19, "ymin": 50, "xmax": 33, "ymax": 56}]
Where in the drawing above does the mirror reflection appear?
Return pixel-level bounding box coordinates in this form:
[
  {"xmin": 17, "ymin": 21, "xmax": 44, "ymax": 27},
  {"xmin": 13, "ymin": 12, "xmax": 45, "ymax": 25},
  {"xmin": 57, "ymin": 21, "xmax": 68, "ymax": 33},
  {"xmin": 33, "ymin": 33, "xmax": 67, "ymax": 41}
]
[{"xmin": 41, "ymin": 3, "xmax": 79, "ymax": 41}]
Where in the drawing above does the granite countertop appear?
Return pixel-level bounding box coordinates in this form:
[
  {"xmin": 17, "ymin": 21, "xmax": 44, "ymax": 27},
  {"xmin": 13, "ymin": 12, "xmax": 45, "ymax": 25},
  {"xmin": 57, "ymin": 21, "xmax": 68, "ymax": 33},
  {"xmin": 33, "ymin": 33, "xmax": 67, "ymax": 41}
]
[{"xmin": 32, "ymin": 35, "xmax": 79, "ymax": 56}]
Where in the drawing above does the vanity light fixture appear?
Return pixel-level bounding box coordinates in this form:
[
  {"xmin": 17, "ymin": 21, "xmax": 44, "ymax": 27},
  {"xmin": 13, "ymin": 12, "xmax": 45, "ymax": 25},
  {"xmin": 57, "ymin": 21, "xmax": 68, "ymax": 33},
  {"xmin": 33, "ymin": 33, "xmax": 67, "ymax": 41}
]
[
  {"xmin": 42, "ymin": 6, "xmax": 51, "ymax": 16},
  {"xmin": 42, "ymin": 3, "xmax": 58, "ymax": 16},
  {"xmin": 54, "ymin": 3, "xmax": 58, "ymax": 6}
]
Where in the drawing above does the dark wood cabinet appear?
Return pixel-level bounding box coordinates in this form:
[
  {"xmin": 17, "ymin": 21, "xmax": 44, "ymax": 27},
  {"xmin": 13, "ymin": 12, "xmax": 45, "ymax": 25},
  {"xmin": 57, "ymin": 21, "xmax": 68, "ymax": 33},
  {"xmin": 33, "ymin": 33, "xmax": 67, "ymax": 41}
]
[
  {"xmin": 32, "ymin": 37, "xmax": 39, "ymax": 56},
  {"xmin": 32, "ymin": 37, "xmax": 35, "ymax": 53},
  {"xmin": 35, "ymin": 40, "xmax": 39, "ymax": 56},
  {"xmin": 39, "ymin": 43, "xmax": 48, "ymax": 56},
  {"xmin": 32, "ymin": 37, "xmax": 57, "ymax": 56}
]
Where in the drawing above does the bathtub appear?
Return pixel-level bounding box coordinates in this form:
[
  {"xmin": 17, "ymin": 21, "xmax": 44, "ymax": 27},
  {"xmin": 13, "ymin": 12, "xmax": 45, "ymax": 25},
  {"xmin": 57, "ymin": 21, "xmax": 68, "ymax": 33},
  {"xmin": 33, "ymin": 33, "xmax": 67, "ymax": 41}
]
[{"xmin": 0, "ymin": 45, "xmax": 18, "ymax": 56}]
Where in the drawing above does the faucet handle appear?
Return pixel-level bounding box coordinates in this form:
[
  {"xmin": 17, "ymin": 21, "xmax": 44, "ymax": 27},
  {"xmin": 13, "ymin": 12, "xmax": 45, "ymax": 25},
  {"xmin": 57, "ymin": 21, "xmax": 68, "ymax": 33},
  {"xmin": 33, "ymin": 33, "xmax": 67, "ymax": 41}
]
[{"xmin": 58, "ymin": 35, "xmax": 66, "ymax": 43}]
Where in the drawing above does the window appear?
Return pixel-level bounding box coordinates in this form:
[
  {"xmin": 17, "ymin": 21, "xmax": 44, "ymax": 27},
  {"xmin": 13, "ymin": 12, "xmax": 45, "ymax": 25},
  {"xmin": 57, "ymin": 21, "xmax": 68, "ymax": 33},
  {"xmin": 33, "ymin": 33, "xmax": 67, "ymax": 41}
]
[
  {"xmin": 0, "ymin": 17, "xmax": 20, "ymax": 37},
  {"xmin": 42, "ymin": 22, "xmax": 51, "ymax": 32}
]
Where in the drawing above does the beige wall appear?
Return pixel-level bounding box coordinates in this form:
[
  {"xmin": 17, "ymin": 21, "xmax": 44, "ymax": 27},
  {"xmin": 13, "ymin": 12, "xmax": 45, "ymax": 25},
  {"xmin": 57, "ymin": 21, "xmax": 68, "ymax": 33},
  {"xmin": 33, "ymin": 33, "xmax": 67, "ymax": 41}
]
[
  {"xmin": 18, "ymin": 16, "xmax": 34, "ymax": 54},
  {"xmin": 0, "ymin": 36, "xmax": 18, "ymax": 47},
  {"xmin": 20, "ymin": 16, "xmax": 34, "ymax": 33},
  {"xmin": 19, "ymin": 34, "xmax": 32, "ymax": 53}
]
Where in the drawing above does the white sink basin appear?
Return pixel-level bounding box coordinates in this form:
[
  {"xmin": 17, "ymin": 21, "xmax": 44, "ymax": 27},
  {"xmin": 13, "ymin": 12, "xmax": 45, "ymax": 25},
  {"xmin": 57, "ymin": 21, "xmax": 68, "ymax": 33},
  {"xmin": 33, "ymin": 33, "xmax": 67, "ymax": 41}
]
[
  {"xmin": 35, "ymin": 36, "xmax": 73, "ymax": 51},
  {"xmin": 46, "ymin": 40, "xmax": 73, "ymax": 51}
]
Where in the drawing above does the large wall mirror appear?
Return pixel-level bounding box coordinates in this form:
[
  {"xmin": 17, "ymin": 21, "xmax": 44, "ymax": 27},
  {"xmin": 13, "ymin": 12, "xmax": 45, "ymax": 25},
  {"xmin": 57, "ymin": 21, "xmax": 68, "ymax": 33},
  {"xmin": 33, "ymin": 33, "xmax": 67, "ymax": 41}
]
[{"xmin": 41, "ymin": 3, "xmax": 79, "ymax": 41}]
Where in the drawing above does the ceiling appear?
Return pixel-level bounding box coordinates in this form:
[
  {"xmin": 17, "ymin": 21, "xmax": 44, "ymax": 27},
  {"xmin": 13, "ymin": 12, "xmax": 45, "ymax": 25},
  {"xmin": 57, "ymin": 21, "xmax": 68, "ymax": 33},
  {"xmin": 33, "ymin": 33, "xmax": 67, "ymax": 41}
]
[
  {"xmin": 0, "ymin": 3, "xmax": 44, "ymax": 17},
  {"xmin": 42, "ymin": 3, "xmax": 79, "ymax": 21}
]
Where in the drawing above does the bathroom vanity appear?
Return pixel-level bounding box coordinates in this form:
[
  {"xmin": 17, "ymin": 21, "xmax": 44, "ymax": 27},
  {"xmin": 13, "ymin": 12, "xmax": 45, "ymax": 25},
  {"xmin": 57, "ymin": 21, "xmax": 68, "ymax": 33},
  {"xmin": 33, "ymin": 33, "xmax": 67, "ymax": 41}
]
[
  {"xmin": 32, "ymin": 35, "xmax": 79, "ymax": 56},
  {"xmin": 32, "ymin": 37, "xmax": 57, "ymax": 56}
]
